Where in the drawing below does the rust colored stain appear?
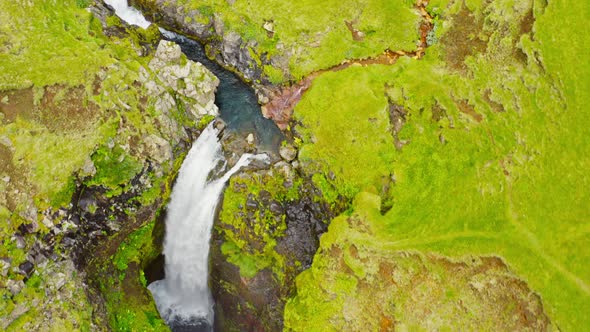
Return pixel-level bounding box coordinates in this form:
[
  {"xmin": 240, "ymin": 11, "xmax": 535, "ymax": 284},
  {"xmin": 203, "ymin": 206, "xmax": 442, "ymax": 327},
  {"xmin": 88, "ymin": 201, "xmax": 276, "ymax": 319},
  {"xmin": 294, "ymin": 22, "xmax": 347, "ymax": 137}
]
[{"xmin": 262, "ymin": 0, "xmax": 434, "ymax": 130}]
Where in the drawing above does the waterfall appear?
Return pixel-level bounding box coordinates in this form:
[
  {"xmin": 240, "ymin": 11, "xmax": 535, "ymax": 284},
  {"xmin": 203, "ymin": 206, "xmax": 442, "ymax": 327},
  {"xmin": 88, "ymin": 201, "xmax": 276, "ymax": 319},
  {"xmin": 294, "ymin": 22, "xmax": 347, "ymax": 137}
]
[
  {"xmin": 103, "ymin": 0, "xmax": 151, "ymax": 29},
  {"xmin": 148, "ymin": 123, "xmax": 269, "ymax": 328}
]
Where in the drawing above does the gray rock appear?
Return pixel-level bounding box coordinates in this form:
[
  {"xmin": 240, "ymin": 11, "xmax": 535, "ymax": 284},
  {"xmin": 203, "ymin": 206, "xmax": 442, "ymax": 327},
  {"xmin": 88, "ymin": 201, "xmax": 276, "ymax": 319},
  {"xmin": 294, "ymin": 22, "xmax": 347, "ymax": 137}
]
[
  {"xmin": 149, "ymin": 40, "xmax": 220, "ymax": 119},
  {"xmin": 269, "ymin": 201, "xmax": 284, "ymax": 215},
  {"xmin": 18, "ymin": 220, "xmax": 39, "ymax": 234},
  {"xmin": 0, "ymin": 258, "xmax": 11, "ymax": 277},
  {"xmin": 2, "ymin": 304, "xmax": 28, "ymax": 330},
  {"xmin": 279, "ymin": 144, "xmax": 297, "ymax": 162},
  {"xmin": 246, "ymin": 133, "xmax": 255, "ymax": 145},
  {"xmin": 7, "ymin": 279, "xmax": 24, "ymax": 296},
  {"xmin": 214, "ymin": 119, "xmax": 226, "ymax": 133},
  {"xmin": 245, "ymin": 195, "xmax": 259, "ymax": 210},
  {"xmin": 18, "ymin": 260, "xmax": 34, "ymax": 277},
  {"xmin": 13, "ymin": 234, "xmax": 26, "ymax": 249},
  {"xmin": 41, "ymin": 216, "xmax": 53, "ymax": 230},
  {"xmin": 153, "ymin": 40, "xmax": 182, "ymax": 63},
  {"xmin": 81, "ymin": 157, "xmax": 96, "ymax": 177},
  {"xmin": 263, "ymin": 21, "xmax": 275, "ymax": 34},
  {"xmin": 144, "ymin": 134, "xmax": 173, "ymax": 164},
  {"xmin": 274, "ymin": 161, "xmax": 294, "ymax": 180}
]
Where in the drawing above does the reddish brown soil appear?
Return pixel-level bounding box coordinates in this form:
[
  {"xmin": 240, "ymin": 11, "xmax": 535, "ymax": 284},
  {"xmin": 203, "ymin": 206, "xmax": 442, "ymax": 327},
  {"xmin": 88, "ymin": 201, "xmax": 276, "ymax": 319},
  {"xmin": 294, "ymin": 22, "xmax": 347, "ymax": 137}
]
[{"xmin": 262, "ymin": 1, "xmax": 434, "ymax": 130}]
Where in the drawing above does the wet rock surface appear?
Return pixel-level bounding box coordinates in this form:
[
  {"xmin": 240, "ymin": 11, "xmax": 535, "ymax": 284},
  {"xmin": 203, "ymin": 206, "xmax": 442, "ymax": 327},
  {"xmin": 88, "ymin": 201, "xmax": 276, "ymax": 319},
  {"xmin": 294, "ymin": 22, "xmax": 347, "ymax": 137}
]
[
  {"xmin": 210, "ymin": 164, "xmax": 335, "ymax": 330},
  {"xmin": 131, "ymin": 0, "xmax": 280, "ymax": 97}
]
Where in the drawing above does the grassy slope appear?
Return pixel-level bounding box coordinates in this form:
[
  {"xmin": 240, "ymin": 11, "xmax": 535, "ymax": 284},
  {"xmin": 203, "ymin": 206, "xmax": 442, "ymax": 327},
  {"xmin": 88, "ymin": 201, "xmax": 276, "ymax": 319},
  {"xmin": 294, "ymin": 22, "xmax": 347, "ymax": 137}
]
[
  {"xmin": 0, "ymin": 1, "xmax": 172, "ymax": 330},
  {"xmin": 285, "ymin": 0, "xmax": 589, "ymax": 330},
  {"xmin": 178, "ymin": 0, "xmax": 420, "ymax": 79}
]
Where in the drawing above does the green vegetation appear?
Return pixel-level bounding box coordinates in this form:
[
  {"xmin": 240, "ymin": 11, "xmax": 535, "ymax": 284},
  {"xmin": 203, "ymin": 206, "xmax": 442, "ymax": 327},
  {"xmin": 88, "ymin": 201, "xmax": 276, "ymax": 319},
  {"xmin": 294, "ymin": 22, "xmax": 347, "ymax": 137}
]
[
  {"xmin": 153, "ymin": 0, "xmax": 421, "ymax": 80},
  {"xmin": 1, "ymin": 0, "xmax": 587, "ymax": 330},
  {"xmin": 86, "ymin": 145, "xmax": 143, "ymax": 195},
  {"xmin": 0, "ymin": 0, "xmax": 213, "ymax": 330},
  {"xmin": 98, "ymin": 220, "xmax": 168, "ymax": 332},
  {"xmin": 296, "ymin": 65, "xmax": 397, "ymax": 203},
  {"xmin": 0, "ymin": 1, "xmax": 113, "ymax": 90},
  {"xmin": 286, "ymin": 0, "xmax": 590, "ymax": 330},
  {"xmin": 285, "ymin": 194, "xmax": 550, "ymax": 331},
  {"xmin": 218, "ymin": 170, "xmax": 302, "ymax": 279},
  {"xmin": 0, "ymin": 261, "xmax": 94, "ymax": 331}
]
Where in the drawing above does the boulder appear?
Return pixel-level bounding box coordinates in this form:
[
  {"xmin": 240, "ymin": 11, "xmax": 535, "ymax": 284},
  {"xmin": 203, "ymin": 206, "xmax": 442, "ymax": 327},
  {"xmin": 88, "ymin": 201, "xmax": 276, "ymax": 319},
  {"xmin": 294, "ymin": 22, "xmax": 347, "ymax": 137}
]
[
  {"xmin": 18, "ymin": 260, "xmax": 34, "ymax": 278},
  {"xmin": 246, "ymin": 133, "xmax": 255, "ymax": 145},
  {"xmin": 148, "ymin": 40, "xmax": 220, "ymax": 120},
  {"xmin": 279, "ymin": 144, "xmax": 297, "ymax": 162},
  {"xmin": 7, "ymin": 279, "xmax": 24, "ymax": 296},
  {"xmin": 153, "ymin": 40, "xmax": 182, "ymax": 63},
  {"xmin": 144, "ymin": 134, "xmax": 173, "ymax": 165}
]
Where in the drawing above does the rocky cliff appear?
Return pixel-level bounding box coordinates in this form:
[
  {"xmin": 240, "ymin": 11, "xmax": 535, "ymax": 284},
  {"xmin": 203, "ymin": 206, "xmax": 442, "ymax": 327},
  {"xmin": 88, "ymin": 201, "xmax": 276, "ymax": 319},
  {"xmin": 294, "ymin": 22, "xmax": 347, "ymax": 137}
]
[{"xmin": 0, "ymin": 2, "xmax": 219, "ymax": 329}]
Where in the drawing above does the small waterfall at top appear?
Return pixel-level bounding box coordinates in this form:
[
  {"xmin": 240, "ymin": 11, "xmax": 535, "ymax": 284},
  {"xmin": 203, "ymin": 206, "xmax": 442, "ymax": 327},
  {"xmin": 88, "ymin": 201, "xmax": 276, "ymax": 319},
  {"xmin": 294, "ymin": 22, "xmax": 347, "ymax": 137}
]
[
  {"xmin": 148, "ymin": 123, "xmax": 269, "ymax": 330},
  {"xmin": 103, "ymin": 0, "xmax": 151, "ymax": 29}
]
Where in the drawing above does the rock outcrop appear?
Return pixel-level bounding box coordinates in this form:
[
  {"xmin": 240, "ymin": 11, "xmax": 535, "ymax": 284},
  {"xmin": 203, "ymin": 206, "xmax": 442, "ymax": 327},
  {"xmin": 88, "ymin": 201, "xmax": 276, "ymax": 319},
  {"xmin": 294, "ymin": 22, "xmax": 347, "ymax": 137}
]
[
  {"xmin": 131, "ymin": 0, "xmax": 281, "ymax": 100},
  {"xmin": 145, "ymin": 40, "xmax": 219, "ymax": 118},
  {"xmin": 209, "ymin": 140, "xmax": 337, "ymax": 330}
]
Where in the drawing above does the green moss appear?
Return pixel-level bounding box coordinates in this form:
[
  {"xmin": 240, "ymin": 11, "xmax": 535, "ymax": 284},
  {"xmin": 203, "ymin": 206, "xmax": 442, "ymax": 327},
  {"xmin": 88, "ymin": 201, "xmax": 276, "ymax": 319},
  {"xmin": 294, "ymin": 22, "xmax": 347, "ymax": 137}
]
[
  {"xmin": 113, "ymin": 221, "xmax": 158, "ymax": 272},
  {"xmin": 101, "ymin": 220, "xmax": 168, "ymax": 332},
  {"xmin": 86, "ymin": 145, "xmax": 143, "ymax": 194},
  {"xmin": 0, "ymin": 0, "xmax": 114, "ymax": 90},
  {"xmin": 263, "ymin": 65, "xmax": 284, "ymax": 85},
  {"xmin": 218, "ymin": 170, "xmax": 302, "ymax": 279},
  {"xmin": 196, "ymin": 114, "xmax": 216, "ymax": 130},
  {"xmin": 175, "ymin": 0, "xmax": 421, "ymax": 80},
  {"xmin": 106, "ymin": 15, "xmax": 123, "ymax": 28},
  {"xmin": 286, "ymin": 0, "xmax": 590, "ymax": 329},
  {"xmin": 296, "ymin": 65, "xmax": 397, "ymax": 201}
]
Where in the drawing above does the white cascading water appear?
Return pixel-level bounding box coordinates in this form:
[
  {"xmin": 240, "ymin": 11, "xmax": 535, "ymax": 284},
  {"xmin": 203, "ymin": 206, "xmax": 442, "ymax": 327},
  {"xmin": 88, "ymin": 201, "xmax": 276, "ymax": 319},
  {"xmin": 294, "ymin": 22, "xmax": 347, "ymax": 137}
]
[
  {"xmin": 103, "ymin": 0, "xmax": 151, "ymax": 29},
  {"xmin": 104, "ymin": 1, "xmax": 269, "ymax": 327},
  {"xmin": 148, "ymin": 124, "xmax": 269, "ymax": 326}
]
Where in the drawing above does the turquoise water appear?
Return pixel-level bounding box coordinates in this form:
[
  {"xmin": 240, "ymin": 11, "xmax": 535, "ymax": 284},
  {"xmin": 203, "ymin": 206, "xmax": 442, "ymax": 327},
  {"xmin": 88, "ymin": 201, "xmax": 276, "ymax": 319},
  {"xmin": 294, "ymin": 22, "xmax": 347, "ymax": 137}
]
[{"xmin": 165, "ymin": 34, "xmax": 284, "ymax": 153}]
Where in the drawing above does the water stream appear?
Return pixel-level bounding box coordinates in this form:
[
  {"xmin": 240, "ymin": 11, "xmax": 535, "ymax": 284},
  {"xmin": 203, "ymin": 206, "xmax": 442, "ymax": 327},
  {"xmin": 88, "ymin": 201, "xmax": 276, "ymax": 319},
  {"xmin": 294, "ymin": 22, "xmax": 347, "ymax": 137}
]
[
  {"xmin": 103, "ymin": 0, "xmax": 151, "ymax": 28},
  {"xmin": 104, "ymin": 1, "xmax": 281, "ymax": 330},
  {"xmin": 160, "ymin": 31, "xmax": 283, "ymax": 152}
]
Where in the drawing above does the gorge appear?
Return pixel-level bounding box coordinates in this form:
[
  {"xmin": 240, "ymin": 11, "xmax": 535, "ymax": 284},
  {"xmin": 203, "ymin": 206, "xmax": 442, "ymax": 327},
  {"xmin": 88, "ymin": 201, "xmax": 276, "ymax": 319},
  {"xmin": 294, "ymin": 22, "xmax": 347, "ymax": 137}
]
[
  {"xmin": 0, "ymin": 0, "xmax": 588, "ymax": 331},
  {"xmin": 148, "ymin": 123, "xmax": 268, "ymax": 331}
]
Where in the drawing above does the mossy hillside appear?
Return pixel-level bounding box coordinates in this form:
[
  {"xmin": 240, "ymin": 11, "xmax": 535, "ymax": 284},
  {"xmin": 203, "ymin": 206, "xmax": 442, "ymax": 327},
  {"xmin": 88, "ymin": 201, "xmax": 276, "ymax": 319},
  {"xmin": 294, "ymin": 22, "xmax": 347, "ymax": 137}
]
[
  {"xmin": 139, "ymin": 0, "xmax": 422, "ymax": 81},
  {"xmin": 87, "ymin": 136, "xmax": 191, "ymax": 332},
  {"xmin": 287, "ymin": 0, "xmax": 589, "ymax": 329},
  {"xmin": 0, "ymin": 0, "xmax": 215, "ymax": 330},
  {"xmin": 1, "ymin": 261, "xmax": 94, "ymax": 331},
  {"xmin": 0, "ymin": 0, "xmax": 173, "ymax": 218},
  {"xmin": 295, "ymin": 64, "xmax": 398, "ymax": 204},
  {"xmin": 0, "ymin": 0, "xmax": 113, "ymax": 90},
  {"xmin": 285, "ymin": 193, "xmax": 550, "ymax": 331}
]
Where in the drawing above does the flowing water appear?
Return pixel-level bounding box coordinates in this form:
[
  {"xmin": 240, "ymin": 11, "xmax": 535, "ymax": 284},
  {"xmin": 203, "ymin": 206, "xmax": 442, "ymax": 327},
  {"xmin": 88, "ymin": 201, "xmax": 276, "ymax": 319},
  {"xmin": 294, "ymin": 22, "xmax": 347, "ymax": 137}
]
[
  {"xmin": 103, "ymin": 0, "xmax": 151, "ymax": 28},
  {"xmin": 104, "ymin": 0, "xmax": 283, "ymax": 153},
  {"xmin": 105, "ymin": 1, "xmax": 281, "ymax": 330},
  {"xmin": 160, "ymin": 31, "xmax": 283, "ymax": 153},
  {"xmin": 148, "ymin": 124, "xmax": 269, "ymax": 330}
]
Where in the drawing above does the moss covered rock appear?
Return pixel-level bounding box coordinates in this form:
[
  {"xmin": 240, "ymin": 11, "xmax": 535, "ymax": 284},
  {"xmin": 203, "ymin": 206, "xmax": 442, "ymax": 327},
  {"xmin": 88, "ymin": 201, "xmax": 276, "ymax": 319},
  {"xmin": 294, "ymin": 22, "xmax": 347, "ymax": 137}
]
[{"xmin": 211, "ymin": 160, "xmax": 337, "ymax": 330}]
